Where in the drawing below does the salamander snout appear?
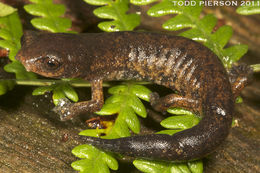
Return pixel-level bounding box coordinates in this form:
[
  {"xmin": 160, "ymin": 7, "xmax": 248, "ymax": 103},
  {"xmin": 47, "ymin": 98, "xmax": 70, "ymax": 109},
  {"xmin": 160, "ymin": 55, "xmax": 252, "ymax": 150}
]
[{"xmin": 15, "ymin": 42, "xmax": 65, "ymax": 78}]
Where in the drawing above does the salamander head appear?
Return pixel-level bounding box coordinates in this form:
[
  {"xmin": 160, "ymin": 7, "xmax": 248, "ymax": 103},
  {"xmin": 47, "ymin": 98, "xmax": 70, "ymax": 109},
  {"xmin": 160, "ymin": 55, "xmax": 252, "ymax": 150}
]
[{"xmin": 16, "ymin": 31, "xmax": 85, "ymax": 79}]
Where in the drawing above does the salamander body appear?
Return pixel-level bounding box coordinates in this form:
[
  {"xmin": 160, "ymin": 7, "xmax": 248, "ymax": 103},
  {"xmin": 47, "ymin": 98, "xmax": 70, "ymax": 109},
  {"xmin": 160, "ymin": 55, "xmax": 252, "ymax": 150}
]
[{"xmin": 16, "ymin": 31, "xmax": 252, "ymax": 162}]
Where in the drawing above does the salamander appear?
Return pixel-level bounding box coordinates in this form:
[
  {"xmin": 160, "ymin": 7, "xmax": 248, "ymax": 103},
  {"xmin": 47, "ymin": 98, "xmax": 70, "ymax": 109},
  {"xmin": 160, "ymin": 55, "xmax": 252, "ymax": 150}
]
[{"xmin": 16, "ymin": 31, "xmax": 253, "ymax": 162}]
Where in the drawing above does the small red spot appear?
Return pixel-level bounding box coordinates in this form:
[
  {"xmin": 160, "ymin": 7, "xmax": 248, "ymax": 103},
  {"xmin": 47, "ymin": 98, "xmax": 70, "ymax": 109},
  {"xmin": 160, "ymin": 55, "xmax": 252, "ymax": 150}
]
[
  {"xmin": 213, "ymin": 18, "xmax": 226, "ymax": 32},
  {"xmin": 61, "ymin": 133, "xmax": 69, "ymax": 142},
  {"xmin": 86, "ymin": 114, "xmax": 117, "ymax": 129},
  {"xmin": 0, "ymin": 49, "xmax": 8, "ymax": 58}
]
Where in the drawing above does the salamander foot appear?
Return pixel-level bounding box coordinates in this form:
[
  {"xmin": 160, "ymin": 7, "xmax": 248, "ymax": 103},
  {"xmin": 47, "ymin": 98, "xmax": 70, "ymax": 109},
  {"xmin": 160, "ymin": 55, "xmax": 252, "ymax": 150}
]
[
  {"xmin": 150, "ymin": 92, "xmax": 160, "ymax": 107},
  {"xmin": 53, "ymin": 98, "xmax": 74, "ymax": 121}
]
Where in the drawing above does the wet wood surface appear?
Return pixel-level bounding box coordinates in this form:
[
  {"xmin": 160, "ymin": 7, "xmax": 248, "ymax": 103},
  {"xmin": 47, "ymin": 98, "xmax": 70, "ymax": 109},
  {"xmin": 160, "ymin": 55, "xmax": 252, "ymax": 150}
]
[{"xmin": 0, "ymin": 1, "xmax": 260, "ymax": 172}]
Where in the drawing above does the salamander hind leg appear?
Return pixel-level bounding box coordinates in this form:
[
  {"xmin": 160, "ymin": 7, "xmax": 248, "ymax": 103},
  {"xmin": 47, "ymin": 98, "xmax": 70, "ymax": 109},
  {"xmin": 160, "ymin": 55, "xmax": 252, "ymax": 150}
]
[
  {"xmin": 150, "ymin": 92, "xmax": 200, "ymax": 113},
  {"xmin": 53, "ymin": 79, "xmax": 104, "ymax": 121},
  {"xmin": 228, "ymin": 63, "xmax": 254, "ymax": 99}
]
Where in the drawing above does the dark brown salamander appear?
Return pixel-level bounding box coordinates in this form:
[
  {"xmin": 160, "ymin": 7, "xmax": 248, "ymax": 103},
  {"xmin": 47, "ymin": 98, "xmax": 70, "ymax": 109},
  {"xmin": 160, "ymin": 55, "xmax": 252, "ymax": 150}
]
[{"xmin": 16, "ymin": 31, "xmax": 253, "ymax": 162}]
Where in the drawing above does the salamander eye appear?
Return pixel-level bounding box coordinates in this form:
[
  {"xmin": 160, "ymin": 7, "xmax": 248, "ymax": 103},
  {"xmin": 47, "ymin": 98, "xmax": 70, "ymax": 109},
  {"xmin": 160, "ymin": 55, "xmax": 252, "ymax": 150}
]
[{"xmin": 42, "ymin": 56, "xmax": 61, "ymax": 70}]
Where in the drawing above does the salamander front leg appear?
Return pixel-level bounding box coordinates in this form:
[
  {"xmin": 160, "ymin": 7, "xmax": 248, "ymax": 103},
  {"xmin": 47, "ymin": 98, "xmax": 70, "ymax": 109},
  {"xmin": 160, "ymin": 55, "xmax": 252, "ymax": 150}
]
[
  {"xmin": 54, "ymin": 79, "xmax": 104, "ymax": 121},
  {"xmin": 150, "ymin": 92, "xmax": 200, "ymax": 114}
]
